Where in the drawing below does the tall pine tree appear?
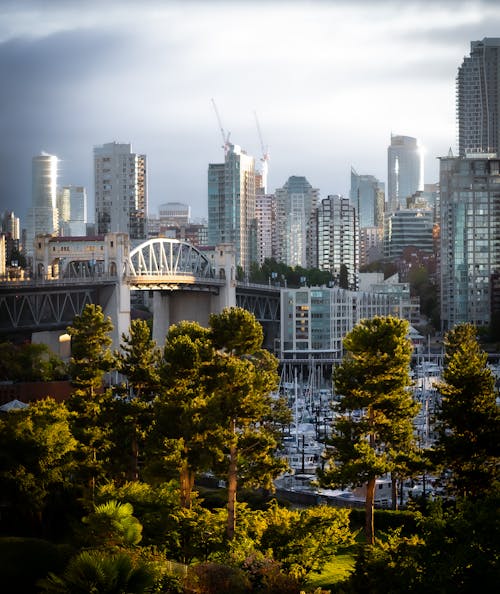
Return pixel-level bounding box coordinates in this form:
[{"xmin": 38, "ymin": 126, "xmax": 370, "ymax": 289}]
[
  {"xmin": 434, "ymin": 323, "xmax": 500, "ymax": 498},
  {"xmin": 319, "ymin": 316, "xmax": 417, "ymax": 544}
]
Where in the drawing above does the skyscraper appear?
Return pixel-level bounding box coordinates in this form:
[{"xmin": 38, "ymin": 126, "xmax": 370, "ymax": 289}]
[
  {"xmin": 94, "ymin": 142, "xmax": 147, "ymax": 241},
  {"xmin": 439, "ymin": 39, "xmax": 500, "ymax": 332},
  {"xmin": 316, "ymin": 195, "xmax": 358, "ymax": 289},
  {"xmin": 208, "ymin": 143, "xmax": 257, "ymax": 271},
  {"xmin": 457, "ymin": 38, "xmax": 500, "ymax": 157},
  {"xmin": 274, "ymin": 176, "xmax": 319, "ymax": 268},
  {"xmin": 26, "ymin": 153, "xmax": 59, "ymax": 256},
  {"xmin": 439, "ymin": 156, "xmax": 500, "ymax": 331},
  {"xmin": 387, "ymin": 135, "xmax": 423, "ymax": 212}
]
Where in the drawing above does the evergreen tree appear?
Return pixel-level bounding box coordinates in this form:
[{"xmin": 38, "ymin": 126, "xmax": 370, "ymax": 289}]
[
  {"xmin": 434, "ymin": 323, "xmax": 500, "ymax": 498},
  {"xmin": 152, "ymin": 321, "xmax": 214, "ymax": 508},
  {"xmin": 207, "ymin": 307, "xmax": 288, "ymax": 539},
  {"xmin": 319, "ymin": 316, "xmax": 417, "ymax": 544},
  {"xmin": 114, "ymin": 320, "xmax": 161, "ymax": 480},
  {"xmin": 67, "ymin": 304, "xmax": 114, "ymax": 397},
  {"xmin": 66, "ymin": 305, "xmax": 116, "ymax": 497}
]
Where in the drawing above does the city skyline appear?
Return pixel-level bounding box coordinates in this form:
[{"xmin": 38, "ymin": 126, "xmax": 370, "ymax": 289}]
[{"xmin": 1, "ymin": 0, "xmax": 500, "ymax": 223}]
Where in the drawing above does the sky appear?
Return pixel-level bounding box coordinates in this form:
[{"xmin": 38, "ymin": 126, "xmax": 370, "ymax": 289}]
[{"xmin": 1, "ymin": 0, "xmax": 500, "ymax": 224}]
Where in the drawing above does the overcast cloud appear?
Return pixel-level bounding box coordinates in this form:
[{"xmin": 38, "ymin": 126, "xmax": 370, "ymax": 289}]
[{"xmin": 1, "ymin": 0, "xmax": 500, "ymax": 222}]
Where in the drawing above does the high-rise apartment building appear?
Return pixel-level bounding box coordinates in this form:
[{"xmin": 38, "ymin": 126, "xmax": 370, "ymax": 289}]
[
  {"xmin": 208, "ymin": 144, "xmax": 257, "ymax": 271},
  {"xmin": 255, "ymin": 191, "xmax": 275, "ymax": 265},
  {"xmin": 439, "ymin": 155, "xmax": 500, "ymax": 330},
  {"xmin": 274, "ymin": 176, "xmax": 319, "ymax": 268},
  {"xmin": 457, "ymin": 38, "xmax": 500, "ymax": 157},
  {"xmin": 58, "ymin": 186, "xmax": 87, "ymax": 236},
  {"xmin": 26, "ymin": 153, "xmax": 59, "ymax": 256},
  {"xmin": 387, "ymin": 135, "xmax": 423, "ymax": 213},
  {"xmin": 316, "ymin": 195, "xmax": 358, "ymax": 289},
  {"xmin": 94, "ymin": 142, "xmax": 147, "ymax": 241}
]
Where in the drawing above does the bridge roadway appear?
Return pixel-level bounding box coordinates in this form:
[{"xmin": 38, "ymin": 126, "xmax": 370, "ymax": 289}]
[
  {"xmin": 0, "ymin": 276, "xmax": 281, "ymax": 350},
  {"xmin": 0, "ymin": 238, "xmax": 281, "ymax": 351}
]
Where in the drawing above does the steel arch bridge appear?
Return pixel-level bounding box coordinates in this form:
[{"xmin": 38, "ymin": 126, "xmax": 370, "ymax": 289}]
[{"xmin": 127, "ymin": 238, "xmax": 219, "ymax": 288}]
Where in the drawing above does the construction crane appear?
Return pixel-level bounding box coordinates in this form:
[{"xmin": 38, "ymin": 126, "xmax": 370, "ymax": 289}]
[
  {"xmin": 211, "ymin": 98, "xmax": 231, "ymax": 156},
  {"xmin": 254, "ymin": 111, "xmax": 270, "ymax": 193}
]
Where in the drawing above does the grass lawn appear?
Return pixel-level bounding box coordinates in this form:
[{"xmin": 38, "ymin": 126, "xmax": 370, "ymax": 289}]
[{"xmin": 305, "ymin": 551, "xmax": 356, "ymax": 589}]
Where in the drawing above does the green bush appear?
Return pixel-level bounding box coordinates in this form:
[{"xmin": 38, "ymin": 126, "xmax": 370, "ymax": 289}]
[
  {"xmin": 348, "ymin": 509, "xmax": 419, "ymax": 534},
  {"xmin": 0, "ymin": 537, "xmax": 72, "ymax": 594}
]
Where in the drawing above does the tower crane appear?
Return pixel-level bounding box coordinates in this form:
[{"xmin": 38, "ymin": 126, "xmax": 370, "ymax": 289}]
[
  {"xmin": 254, "ymin": 111, "xmax": 270, "ymax": 193},
  {"xmin": 211, "ymin": 98, "xmax": 231, "ymax": 156}
]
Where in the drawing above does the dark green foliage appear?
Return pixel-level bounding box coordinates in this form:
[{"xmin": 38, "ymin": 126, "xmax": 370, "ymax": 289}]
[
  {"xmin": 248, "ymin": 258, "xmax": 333, "ymax": 288},
  {"xmin": 434, "ymin": 323, "xmax": 500, "ymax": 497},
  {"xmin": 343, "ymin": 492, "xmax": 500, "ymax": 593},
  {"xmin": 0, "ymin": 341, "xmax": 66, "ymax": 381},
  {"xmin": 320, "ymin": 316, "xmax": 418, "ymax": 544},
  {"xmin": 38, "ymin": 549, "xmax": 156, "ymax": 593},
  {"xmin": 348, "ymin": 508, "xmax": 419, "ymax": 534},
  {"xmin": 0, "ymin": 537, "xmax": 72, "ymax": 594},
  {"xmin": 188, "ymin": 562, "xmax": 251, "ymax": 594}
]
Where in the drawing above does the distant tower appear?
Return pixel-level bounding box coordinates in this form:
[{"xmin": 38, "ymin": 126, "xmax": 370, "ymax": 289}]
[
  {"xmin": 94, "ymin": 142, "xmax": 147, "ymax": 241},
  {"xmin": 387, "ymin": 135, "xmax": 423, "ymax": 212},
  {"xmin": 59, "ymin": 186, "xmax": 87, "ymax": 236},
  {"xmin": 274, "ymin": 176, "xmax": 319, "ymax": 268},
  {"xmin": 457, "ymin": 38, "xmax": 500, "ymax": 156},
  {"xmin": 349, "ymin": 168, "xmax": 384, "ymax": 228},
  {"xmin": 26, "ymin": 152, "xmax": 59, "ymax": 256},
  {"xmin": 208, "ymin": 143, "xmax": 257, "ymax": 271}
]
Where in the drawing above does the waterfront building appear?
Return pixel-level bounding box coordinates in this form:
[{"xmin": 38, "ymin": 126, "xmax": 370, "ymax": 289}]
[
  {"xmin": 280, "ymin": 285, "xmax": 415, "ymax": 362},
  {"xmin": 94, "ymin": 142, "xmax": 147, "ymax": 241}
]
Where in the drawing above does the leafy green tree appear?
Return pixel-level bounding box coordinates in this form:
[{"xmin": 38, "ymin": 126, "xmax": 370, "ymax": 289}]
[
  {"xmin": 434, "ymin": 323, "xmax": 500, "ymax": 498},
  {"xmin": 114, "ymin": 319, "xmax": 161, "ymax": 481},
  {"xmin": 0, "ymin": 398, "xmax": 77, "ymax": 530},
  {"xmin": 319, "ymin": 316, "xmax": 417, "ymax": 544},
  {"xmin": 259, "ymin": 502, "xmax": 353, "ymax": 581},
  {"xmin": 207, "ymin": 307, "xmax": 288, "ymax": 540}
]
